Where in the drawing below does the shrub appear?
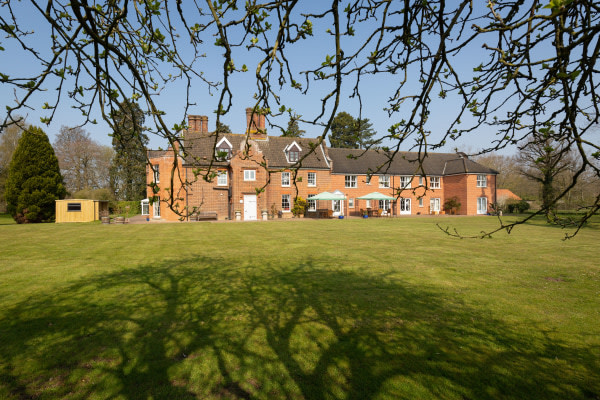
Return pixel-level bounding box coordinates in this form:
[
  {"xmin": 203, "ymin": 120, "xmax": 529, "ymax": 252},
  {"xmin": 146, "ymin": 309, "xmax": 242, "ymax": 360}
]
[
  {"xmin": 72, "ymin": 187, "xmax": 114, "ymax": 201},
  {"xmin": 516, "ymin": 200, "xmax": 531, "ymax": 213},
  {"xmin": 291, "ymin": 196, "xmax": 307, "ymax": 217},
  {"xmin": 109, "ymin": 200, "xmax": 141, "ymax": 217},
  {"xmin": 4, "ymin": 126, "xmax": 66, "ymax": 223}
]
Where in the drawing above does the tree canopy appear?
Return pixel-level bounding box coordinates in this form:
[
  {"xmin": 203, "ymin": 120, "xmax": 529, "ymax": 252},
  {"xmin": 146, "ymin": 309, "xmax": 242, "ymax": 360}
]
[
  {"xmin": 329, "ymin": 112, "xmax": 376, "ymax": 149},
  {"xmin": 5, "ymin": 125, "xmax": 66, "ymax": 223},
  {"xmin": 54, "ymin": 126, "xmax": 113, "ymax": 193},
  {"xmin": 0, "ymin": 121, "xmax": 25, "ymax": 212},
  {"xmin": 1, "ymin": 1, "xmax": 599, "ymax": 236}
]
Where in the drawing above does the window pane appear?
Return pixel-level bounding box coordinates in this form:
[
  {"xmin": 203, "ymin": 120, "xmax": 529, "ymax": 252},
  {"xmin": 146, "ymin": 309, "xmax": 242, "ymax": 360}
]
[
  {"xmin": 379, "ymin": 175, "xmax": 390, "ymax": 188},
  {"xmin": 308, "ymin": 195, "xmax": 316, "ymax": 211},
  {"xmin": 282, "ymin": 172, "xmax": 290, "ymax": 186},
  {"xmin": 217, "ymin": 171, "xmax": 227, "ymax": 186},
  {"xmin": 67, "ymin": 202, "xmax": 81, "ymax": 212},
  {"xmin": 345, "ymin": 175, "xmax": 356, "ymax": 188},
  {"xmin": 282, "ymin": 195, "xmax": 290, "ymax": 211},
  {"xmin": 401, "ymin": 176, "xmax": 411, "ymax": 188}
]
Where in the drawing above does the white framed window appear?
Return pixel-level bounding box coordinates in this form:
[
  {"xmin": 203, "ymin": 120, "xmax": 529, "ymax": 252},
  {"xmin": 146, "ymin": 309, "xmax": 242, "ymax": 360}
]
[
  {"xmin": 430, "ymin": 176, "xmax": 440, "ymax": 189},
  {"xmin": 215, "ymin": 137, "xmax": 233, "ymax": 161},
  {"xmin": 345, "ymin": 175, "xmax": 357, "ymax": 188},
  {"xmin": 281, "ymin": 171, "xmax": 290, "ymax": 187},
  {"xmin": 244, "ymin": 169, "xmax": 256, "ymax": 181},
  {"xmin": 217, "ymin": 170, "xmax": 227, "ymax": 186},
  {"xmin": 430, "ymin": 198, "xmax": 441, "ymax": 212},
  {"xmin": 366, "ymin": 175, "xmax": 372, "ymax": 185},
  {"xmin": 379, "ymin": 175, "xmax": 390, "ymax": 188},
  {"xmin": 215, "ymin": 147, "xmax": 231, "ymax": 161},
  {"xmin": 141, "ymin": 199, "xmax": 150, "ymax": 215},
  {"xmin": 307, "ymin": 194, "xmax": 316, "ymax": 212},
  {"xmin": 307, "ymin": 172, "xmax": 316, "ymax": 187},
  {"xmin": 419, "ymin": 198, "xmax": 424, "ymax": 207},
  {"xmin": 349, "ymin": 198, "xmax": 354, "ymax": 208},
  {"xmin": 419, "ymin": 176, "xmax": 424, "ymax": 186},
  {"xmin": 477, "ymin": 175, "xmax": 487, "ymax": 188},
  {"xmin": 153, "ymin": 165, "xmax": 160, "ymax": 183},
  {"xmin": 400, "ymin": 176, "xmax": 412, "ymax": 189},
  {"xmin": 285, "ymin": 142, "xmax": 302, "ymax": 163},
  {"xmin": 379, "ymin": 200, "xmax": 390, "ymax": 210},
  {"xmin": 282, "ymin": 194, "xmax": 291, "ymax": 212},
  {"xmin": 477, "ymin": 197, "xmax": 488, "ymax": 214},
  {"xmin": 366, "ymin": 200, "xmax": 371, "ymax": 208}
]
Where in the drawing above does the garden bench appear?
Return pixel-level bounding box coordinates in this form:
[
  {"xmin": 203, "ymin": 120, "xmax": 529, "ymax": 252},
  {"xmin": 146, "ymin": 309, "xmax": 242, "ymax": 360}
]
[{"xmin": 194, "ymin": 212, "xmax": 218, "ymax": 221}]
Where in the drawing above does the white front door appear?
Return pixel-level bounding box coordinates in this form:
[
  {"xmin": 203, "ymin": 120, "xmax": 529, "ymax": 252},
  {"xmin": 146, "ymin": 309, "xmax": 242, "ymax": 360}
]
[
  {"xmin": 400, "ymin": 198, "xmax": 411, "ymax": 215},
  {"xmin": 332, "ymin": 200, "xmax": 343, "ymax": 216},
  {"xmin": 153, "ymin": 199, "xmax": 161, "ymax": 218},
  {"xmin": 243, "ymin": 195, "xmax": 257, "ymax": 220},
  {"xmin": 477, "ymin": 197, "xmax": 487, "ymax": 214}
]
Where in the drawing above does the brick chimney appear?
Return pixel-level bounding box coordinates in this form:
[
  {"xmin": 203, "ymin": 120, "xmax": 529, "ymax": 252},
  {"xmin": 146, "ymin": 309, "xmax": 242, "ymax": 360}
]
[
  {"xmin": 200, "ymin": 116, "xmax": 208, "ymax": 133},
  {"xmin": 188, "ymin": 115, "xmax": 208, "ymax": 133},
  {"xmin": 246, "ymin": 107, "xmax": 267, "ymax": 139}
]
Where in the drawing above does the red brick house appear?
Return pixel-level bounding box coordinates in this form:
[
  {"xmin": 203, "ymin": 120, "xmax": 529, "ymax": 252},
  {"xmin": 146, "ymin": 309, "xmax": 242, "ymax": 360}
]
[{"xmin": 146, "ymin": 110, "xmax": 498, "ymax": 221}]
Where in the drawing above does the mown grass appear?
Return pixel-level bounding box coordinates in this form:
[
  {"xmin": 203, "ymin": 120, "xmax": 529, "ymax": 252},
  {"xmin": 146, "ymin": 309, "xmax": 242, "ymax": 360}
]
[{"xmin": 0, "ymin": 215, "xmax": 599, "ymax": 399}]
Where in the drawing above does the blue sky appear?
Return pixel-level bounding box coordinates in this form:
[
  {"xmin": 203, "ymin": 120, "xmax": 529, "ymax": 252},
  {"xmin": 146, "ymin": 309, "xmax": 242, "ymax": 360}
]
[{"xmin": 0, "ymin": 1, "xmax": 572, "ymax": 155}]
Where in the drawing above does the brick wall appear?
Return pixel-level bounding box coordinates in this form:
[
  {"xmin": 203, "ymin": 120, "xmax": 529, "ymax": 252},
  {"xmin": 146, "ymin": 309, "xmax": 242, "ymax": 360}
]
[
  {"xmin": 149, "ymin": 149, "xmax": 497, "ymax": 220},
  {"xmin": 147, "ymin": 151, "xmax": 186, "ymax": 221},
  {"xmin": 266, "ymin": 169, "xmax": 332, "ymax": 218},
  {"xmin": 330, "ymin": 174, "xmax": 445, "ymax": 216}
]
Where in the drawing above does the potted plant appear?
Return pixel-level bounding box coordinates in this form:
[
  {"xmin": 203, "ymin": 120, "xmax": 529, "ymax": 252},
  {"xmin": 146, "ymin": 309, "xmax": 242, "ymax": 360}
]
[{"xmin": 443, "ymin": 196, "xmax": 461, "ymax": 215}]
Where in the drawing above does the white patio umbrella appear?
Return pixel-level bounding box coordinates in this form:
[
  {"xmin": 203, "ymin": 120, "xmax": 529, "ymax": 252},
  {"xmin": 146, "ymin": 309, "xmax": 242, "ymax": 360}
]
[
  {"xmin": 310, "ymin": 191, "xmax": 346, "ymax": 200},
  {"xmin": 356, "ymin": 192, "xmax": 395, "ymax": 200}
]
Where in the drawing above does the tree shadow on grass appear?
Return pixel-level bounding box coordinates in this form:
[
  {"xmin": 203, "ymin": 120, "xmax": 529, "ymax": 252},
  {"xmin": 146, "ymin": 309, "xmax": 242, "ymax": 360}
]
[{"xmin": 0, "ymin": 256, "xmax": 598, "ymax": 399}]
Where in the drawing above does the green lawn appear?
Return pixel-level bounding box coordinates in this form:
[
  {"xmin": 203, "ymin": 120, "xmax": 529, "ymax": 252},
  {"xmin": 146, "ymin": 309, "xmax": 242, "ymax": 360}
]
[{"xmin": 0, "ymin": 216, "xmax": 599, "ymax": 399}]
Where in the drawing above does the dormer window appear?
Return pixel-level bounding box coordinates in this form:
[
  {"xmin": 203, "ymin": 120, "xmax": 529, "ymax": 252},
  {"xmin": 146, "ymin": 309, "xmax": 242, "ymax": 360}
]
[
  {"xmin": 215, "ymin": 137, "xmax": 233, "ymax": 161},
  {"xmin": 284, "ymin": 142, "xmax": 302, "ymax": 163}
]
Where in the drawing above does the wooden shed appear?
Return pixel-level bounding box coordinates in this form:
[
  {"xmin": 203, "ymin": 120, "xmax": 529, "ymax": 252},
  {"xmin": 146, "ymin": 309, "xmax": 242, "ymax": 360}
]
[{"xmin": 55, "ymin": 199, "xmax": 109, "ymax": 223}]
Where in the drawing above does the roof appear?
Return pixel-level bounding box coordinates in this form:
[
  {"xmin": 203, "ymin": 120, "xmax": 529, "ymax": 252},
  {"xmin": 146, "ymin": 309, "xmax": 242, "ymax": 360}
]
[
  {"xmin": 327, "ymin": 147, "xmax": 498, "ymax": 176},
  {"xmin": 497, "ymin": 189, "xmax": 521, "ymax": 201},
  {"xmin": 182, "ymin": 132, "xmax": 330, "ymax": 170},
  {"xmin": 254, "ymin": 136, "xmax": 329, "ymax": 169},
  {"xmin": 147, "ymin": 150, "xmax": 170, "ymax": 158}
]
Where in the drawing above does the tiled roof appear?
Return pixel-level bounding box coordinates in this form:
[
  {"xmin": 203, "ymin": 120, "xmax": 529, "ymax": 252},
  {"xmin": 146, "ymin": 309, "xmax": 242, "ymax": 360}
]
[
  {"xmin": 497, "ymin": 188, "xmax": 521, "ymax": 201},
  {"xmin": 151, "ymin": 130, "xmax": 498, "ymax": 176},
  {"xmin": 181, "ymin": 132, "xmax": 330, "ymax": 170},
  {"xmin": 327, "ymin": 147, "xmax": 497, "ymax": 176},
  {"xmin": 147, "ymin": 150, "xmax": 170, "ymax": 158},
  {"xmin": 255, "ymin": 136, "xmax": 330, "ymax": 169}
]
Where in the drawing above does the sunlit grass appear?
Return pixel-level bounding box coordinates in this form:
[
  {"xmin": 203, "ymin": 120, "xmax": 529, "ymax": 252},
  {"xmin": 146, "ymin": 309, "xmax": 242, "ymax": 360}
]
[{"xmin": 0, "ymin": 215, "xmax": 599, "ymax": 399}]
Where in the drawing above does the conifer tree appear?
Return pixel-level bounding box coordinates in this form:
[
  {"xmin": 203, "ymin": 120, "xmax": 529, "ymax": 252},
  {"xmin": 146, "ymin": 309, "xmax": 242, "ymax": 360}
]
[
  {"xmin": 282, "ymin": 115, "xmax": 305, "ymax": 138},
  {"xmin": 329, "ymin": 112, "xmax": 376, "ymax": 149},
  {"xmin": 109, "ymin": 101, "xmax": 148, "ymax": 201},
  {"xmin": 5, "ymin": 126, "xmax": 67, "ymax": 223}
]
